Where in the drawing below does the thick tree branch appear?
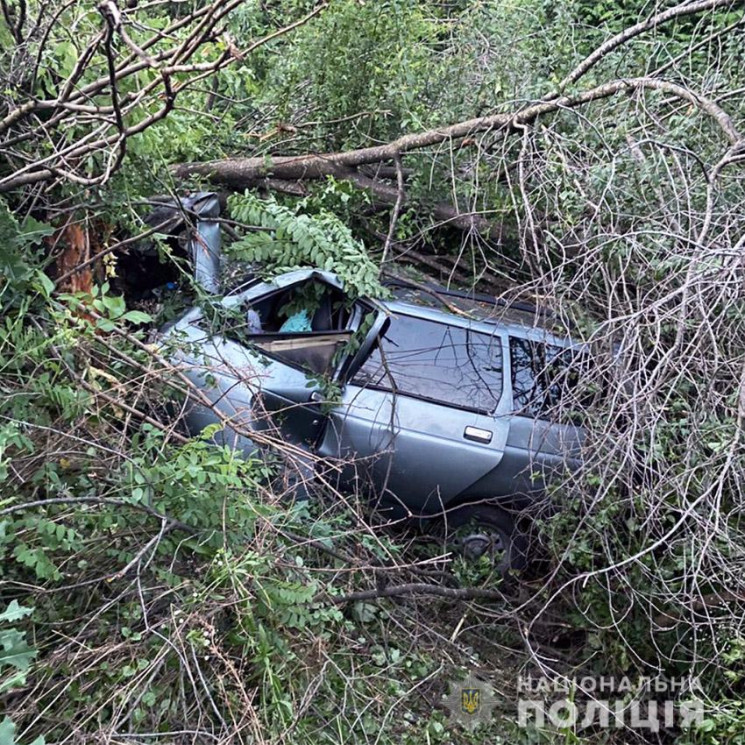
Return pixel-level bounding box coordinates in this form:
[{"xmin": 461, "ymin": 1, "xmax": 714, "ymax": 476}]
[
  {"xmin": 175, "ymin": 76, "xmax": 741, "ymax": 184},
  {"xmin": 174, "ymin": 77, "xmax": 740, "ymax": 237}
]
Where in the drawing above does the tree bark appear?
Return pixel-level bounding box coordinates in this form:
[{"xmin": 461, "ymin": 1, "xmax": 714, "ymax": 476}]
[
  {"xmin": 173, "ymin": 75, "xmax": 740, "ymax": 236},
  {"xmin": 174, "ymin": 77, "xmax": 739, "ymax": 186}
]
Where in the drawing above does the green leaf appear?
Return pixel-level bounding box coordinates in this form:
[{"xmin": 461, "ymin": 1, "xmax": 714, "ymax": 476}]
[
  {"xmin": 101, "ymin": 294, "xmax": 126, "ymax": 318},
  {"xmin": 0, "ymin": 717, "xmax": 16, "ymax": 745},
  {"xmin": 0, "ymin": 602, "xmax": 33, "ymax": 625},
  {"xmin": 34, "ymin": 272, "xmax": 55, "ymax": 299},
  {"xmin": 0, "ymin": 628, "xmax": 36, "ymax": 672},
  {"xmin": 52, "ymin": 41, "xmax": 78, "ymax": 79},
  {"xmin": 122, "ymin": 310, "xmax": 152, "ymax": 324},
  {"xmin": 19, "ymin": 217, "xmax": 53, "ymax": 245},
  {"xmin": 95, "ymin": 318, "xmax": 116, "ymax": 332}
]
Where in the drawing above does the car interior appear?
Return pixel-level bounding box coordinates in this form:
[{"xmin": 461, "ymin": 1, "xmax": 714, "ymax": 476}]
[
  {"xmin": 247, "ymin": 280, "xmax": 351, "ymax": 333},
  {"xmin": 224, "ymin": 279, "xmax": 358, "ymax": 377}
]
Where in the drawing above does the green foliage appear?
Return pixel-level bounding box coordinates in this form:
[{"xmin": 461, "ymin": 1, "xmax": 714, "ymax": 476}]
[
  {"xmin": 2, "ymin": 0, "xmax": 745, "ymax": 742},
  {"xmin": 0, "ymin": 717, "xmax": 44, "ymax": 745},
  {"xmin": 60, "ymin": 282, "xmax": 152, "ymax": 332},
  {"xmin": 0, "ymin": 247, "xmax": 458, "ymax": 741},
  {"xmin": 0, "ymin": 602, "xmax": 36, "ymax": 695},
  {"xmin": 257, "ymin": 1, "xmax": 440, "ymax": 148},
  {"xmin": 0, "ymin": 199, "xmax": 53, "ymax": 299},
  {"xmin": 228, "ymin": 192, "xmax": 385, "ymax": 298},
  {"xmin": 0, "ymin": 605, "xmax": 44, "ymax": 745},
  {"xmin": 122, "ymin": 425, "xmax": 264, "ymax": 549}
]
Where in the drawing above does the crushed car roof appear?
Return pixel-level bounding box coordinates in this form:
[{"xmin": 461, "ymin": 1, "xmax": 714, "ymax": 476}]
[{"xmin": 382, "ymin": 277, "xmax": 572, "ymax": 335}]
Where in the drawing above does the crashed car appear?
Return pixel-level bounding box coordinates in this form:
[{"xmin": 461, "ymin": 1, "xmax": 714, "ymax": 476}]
[
  {"xmin": 153, "ymin": 194, "xmax": 587, "ymax": 569},
  {"xmin": 162, "ymin": 283, "xmax": 587, "ymax": 571}
]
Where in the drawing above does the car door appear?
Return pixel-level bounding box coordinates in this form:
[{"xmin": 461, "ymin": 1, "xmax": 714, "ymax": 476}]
[
  {"xmin": 318, "ymin": 310, "xmax": 511, "ymax": 518},
  {"xmin": 172, "ymin": 316, "xmax": 337, "ymax": 449},
  {"xmin": 494, "ymin": 334, "xmax": 585, "ymax": 500},
  {"xmin": 249, "ymin": 294, "xmax": 389, "ymax": 448},
  {"xmin": 171, "ymin": 270, "xmax": 362, "ymax": 450}
]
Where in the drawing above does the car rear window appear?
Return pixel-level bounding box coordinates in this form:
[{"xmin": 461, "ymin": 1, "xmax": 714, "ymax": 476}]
[{"xmin": 353, "ymin": 315, "xmax": 503, "ymax": 414}]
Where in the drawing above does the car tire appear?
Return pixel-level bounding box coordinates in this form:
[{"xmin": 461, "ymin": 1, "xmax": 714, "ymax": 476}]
[{"xmin": 435, "ymin": 502, "xmax": 528, "ymax": 574}]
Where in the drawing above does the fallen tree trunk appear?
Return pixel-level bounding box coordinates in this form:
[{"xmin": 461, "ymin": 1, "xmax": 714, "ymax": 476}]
[
  {"xmin": 175, "ymin": 77, "xmax": 739, "ymax": 187},
  {"xmin": 174, "ymin": 76, "xmax": 740, "ymax": 239}
]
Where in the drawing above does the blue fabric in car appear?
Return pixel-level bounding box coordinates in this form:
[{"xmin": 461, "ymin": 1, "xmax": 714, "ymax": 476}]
[{"xmin": 279, "ymin": 309, "xmax": 313, "ymax": 333}]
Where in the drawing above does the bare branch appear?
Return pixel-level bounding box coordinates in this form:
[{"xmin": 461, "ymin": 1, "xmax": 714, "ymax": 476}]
[{"xmin": 551, "ymin": 0, "xmax": 744, "ymax": 95}]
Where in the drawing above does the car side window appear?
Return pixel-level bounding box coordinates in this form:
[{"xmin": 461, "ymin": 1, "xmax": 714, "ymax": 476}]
[
  {"xmin": 510, "ymin": 337, "xmax": 584, "ymax": 417},
  {"xmin": 353, "ymin": 315, "xmax": 503, "ymax": 414}
]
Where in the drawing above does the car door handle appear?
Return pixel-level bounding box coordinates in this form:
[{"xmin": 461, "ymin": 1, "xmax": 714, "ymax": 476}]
[
  {"xmin": 464, "ymin": 426, "xmax": 493, "ymax": 444},
  {"xmin": 309, "ymin": 391, "xmax": 324, "ymax": 403}
]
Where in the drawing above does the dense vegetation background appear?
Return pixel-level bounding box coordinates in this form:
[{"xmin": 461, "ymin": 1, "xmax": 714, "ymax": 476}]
[{"xmin": 1, "ymin": 0, "xmax": 744, "ymax": 743}]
